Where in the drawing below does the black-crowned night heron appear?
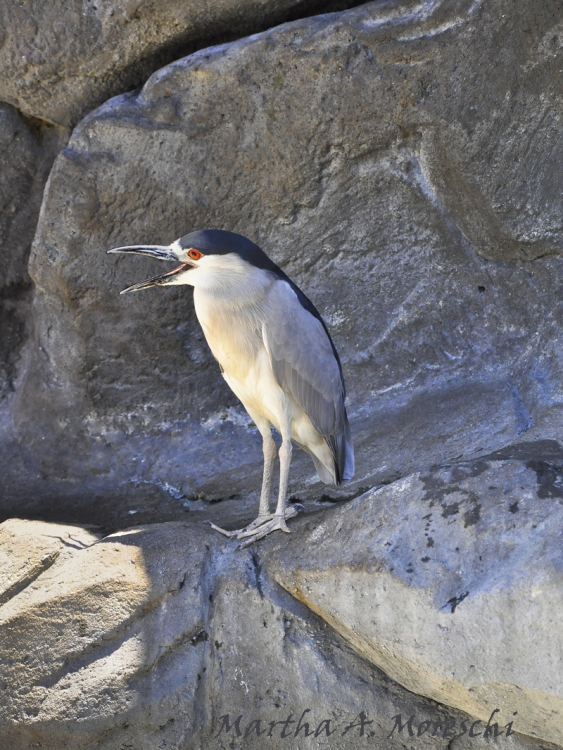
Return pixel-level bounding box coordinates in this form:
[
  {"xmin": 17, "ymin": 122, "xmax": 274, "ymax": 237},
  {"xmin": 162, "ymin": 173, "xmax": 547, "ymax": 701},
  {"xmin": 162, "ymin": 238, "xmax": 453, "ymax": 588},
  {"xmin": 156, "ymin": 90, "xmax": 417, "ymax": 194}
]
[{"xmin": 108, "ymin": 230, "xmax": 354, "ymax": 546}]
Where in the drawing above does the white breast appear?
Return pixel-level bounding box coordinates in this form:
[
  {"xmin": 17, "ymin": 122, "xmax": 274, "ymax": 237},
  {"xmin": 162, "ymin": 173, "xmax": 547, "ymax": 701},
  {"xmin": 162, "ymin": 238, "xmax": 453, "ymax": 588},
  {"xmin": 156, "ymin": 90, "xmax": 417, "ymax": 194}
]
[{"xmin": 191, "ymin": 261, "xmax": 273, "ymax": 379}]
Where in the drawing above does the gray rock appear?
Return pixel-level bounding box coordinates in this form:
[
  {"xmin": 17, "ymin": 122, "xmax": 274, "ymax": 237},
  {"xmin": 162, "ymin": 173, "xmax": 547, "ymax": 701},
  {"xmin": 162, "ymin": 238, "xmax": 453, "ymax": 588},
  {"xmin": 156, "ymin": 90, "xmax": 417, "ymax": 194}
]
[
  {"xmin": 0, "ymin": 104, "xmax": 67, "ymax": 400},
  {"xmin": 263, "ymin": 456, "xmax": 563, "ymax": 747},
  {"xmin": 0, "ymin": 0, "xmax": 364, "ymax": 127},
  {"xmin": 0, "ymin": 514, "xmax": 556, "ymax": 750},
  {"xmin": 7, "ymin": 0, "xmax": 563, "ymax": 524}
]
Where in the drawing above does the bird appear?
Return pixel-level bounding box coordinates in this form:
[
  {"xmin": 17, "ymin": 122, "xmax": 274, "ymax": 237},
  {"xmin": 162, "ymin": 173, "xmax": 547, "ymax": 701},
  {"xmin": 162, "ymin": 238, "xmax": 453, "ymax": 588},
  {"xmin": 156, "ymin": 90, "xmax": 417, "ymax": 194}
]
[{"xmin": 108, "ymin": 230, "xmax": 354, "ymax": 546}]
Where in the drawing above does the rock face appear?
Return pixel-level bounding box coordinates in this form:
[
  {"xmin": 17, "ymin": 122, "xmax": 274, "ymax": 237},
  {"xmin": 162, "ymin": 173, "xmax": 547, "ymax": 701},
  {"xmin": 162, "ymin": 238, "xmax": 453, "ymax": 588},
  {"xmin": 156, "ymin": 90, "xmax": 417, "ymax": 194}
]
[
  {"xmin": 1, "ymin": 475, "xmax": 559, "ymax": 750},
  {"xmin": 6, "ymin": 0, "xmax": 563, "ymax": 516},
  {"xmin": 0, "ymin": 0, "xmax": 363, "ymax": 127}
]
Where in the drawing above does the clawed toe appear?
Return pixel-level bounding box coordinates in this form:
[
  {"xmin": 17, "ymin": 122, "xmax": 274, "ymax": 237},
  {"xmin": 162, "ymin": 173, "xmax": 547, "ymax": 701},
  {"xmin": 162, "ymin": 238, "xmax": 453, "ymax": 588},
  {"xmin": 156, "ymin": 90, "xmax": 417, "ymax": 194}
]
[
  {"xmin": 206, "ymin": 504, "xmax": 303, "ymax": 547},
  {"xmin": 205, "ymin": 515, "xmax": 273, "ymax": 539},
  {"xmin": 238, "ymin": 514, "xmax": 273, "ymax": 534},
  {"xmin": 237, "ymin": 516, "xmax": 289, "ymax": 548},
  {"xmin": 205, "ymin": 520, "xmax": 236, "ymax": 537}
]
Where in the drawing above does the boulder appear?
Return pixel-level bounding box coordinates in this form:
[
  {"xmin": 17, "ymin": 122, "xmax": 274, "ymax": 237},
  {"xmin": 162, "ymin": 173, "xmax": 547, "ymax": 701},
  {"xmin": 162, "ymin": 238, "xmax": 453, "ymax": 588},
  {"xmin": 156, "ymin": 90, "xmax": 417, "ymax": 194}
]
[
  {"xmin": 0, "ymin": 0, "xmax": 363, "ymax": 127},
  {"xmin": 7, "ymin": 0, "xmax": 563, "ymax": 523},
  {"xmin": 0, "ymin": 513, "xmax": 553, "ymax": 749},
  {"xmin": 264, "ymin": 453, "xmax": 563, "ymax": 747}
]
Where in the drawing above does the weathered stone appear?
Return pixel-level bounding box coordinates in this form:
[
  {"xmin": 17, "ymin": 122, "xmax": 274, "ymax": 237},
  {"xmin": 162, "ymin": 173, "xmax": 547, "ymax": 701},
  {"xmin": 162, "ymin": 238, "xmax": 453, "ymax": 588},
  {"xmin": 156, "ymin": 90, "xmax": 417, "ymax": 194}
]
[
  {"xmin": 0, "ymin": 104, "xmax": 67, "ymax": 400},
  {"xmin": 0, "ymin": 0, "xmax": 364, "ymax": 127},
  {"xmin": 263, "ymin": 456, "xmax": 563, "ymax": 747},
  {"xmin": 0, "ymin": 516, "xmax": 554, "ymax": 750},
  {"xmin": 6, "ymin": 0, "xmax": 563, "ymax": 523}
]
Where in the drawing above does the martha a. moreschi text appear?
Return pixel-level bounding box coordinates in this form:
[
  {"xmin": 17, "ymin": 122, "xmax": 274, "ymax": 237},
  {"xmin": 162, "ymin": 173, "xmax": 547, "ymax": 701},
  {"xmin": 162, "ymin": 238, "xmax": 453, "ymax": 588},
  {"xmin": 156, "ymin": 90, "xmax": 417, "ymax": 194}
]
[{"xmin": 214, "ymin": 708, "xmax": 517, "ymax": 740}]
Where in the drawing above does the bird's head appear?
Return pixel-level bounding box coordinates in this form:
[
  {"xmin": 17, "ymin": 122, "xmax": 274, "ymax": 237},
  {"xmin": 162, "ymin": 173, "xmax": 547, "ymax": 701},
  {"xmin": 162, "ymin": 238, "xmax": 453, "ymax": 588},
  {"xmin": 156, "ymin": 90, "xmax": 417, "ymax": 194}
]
[{"xmin": 108, "ymin": 229, "xmax": 281, "ymax": 294}]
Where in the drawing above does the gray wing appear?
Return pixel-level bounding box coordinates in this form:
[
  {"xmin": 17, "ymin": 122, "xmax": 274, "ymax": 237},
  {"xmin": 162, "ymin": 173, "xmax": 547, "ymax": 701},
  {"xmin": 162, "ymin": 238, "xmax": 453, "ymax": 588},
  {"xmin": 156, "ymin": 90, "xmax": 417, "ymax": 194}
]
[{"xmin": 262, "ymin": 279, "xmax": 354, "ymax": 485}]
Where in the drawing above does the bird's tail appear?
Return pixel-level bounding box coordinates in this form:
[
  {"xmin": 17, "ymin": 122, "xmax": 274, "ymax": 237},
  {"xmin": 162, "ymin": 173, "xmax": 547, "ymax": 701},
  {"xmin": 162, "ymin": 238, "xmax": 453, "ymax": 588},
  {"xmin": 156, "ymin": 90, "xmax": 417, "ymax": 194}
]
[
  {"xmin": 333, "ymin": 409, "xmax": 354, "ymax": 486},
  {"xmin": 309, "ymin": 410, "xmax": 354, "ymax": 487}
]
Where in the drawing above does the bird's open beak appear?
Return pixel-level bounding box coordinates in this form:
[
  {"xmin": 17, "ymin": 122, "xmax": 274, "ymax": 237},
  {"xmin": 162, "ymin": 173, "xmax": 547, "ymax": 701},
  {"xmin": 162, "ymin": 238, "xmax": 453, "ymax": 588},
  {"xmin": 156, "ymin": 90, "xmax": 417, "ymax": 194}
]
[{"xmin": 107, "ymin": 244, "xmax": 195, "ymax": 293}]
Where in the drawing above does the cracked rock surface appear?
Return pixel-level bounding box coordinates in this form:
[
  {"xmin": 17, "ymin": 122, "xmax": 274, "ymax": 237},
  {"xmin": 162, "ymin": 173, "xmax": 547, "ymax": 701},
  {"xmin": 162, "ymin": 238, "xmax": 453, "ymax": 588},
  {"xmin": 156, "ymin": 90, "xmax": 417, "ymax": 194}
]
[
  {"xmin": 1, "ymin": 456, "xmax": 561, "ymax": 750},
  {"xmin": 0, "ymin": 104, "xmax": 67, "ymax": 402},
  {"xmin": 0, "ymin": 518, "xmax": 100, "ymax": 606}
]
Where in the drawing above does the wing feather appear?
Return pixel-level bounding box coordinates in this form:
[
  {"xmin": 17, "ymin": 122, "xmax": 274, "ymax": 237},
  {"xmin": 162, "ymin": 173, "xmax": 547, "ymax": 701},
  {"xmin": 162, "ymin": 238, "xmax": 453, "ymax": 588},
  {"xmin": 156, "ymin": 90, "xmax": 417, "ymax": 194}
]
[{"xmin": 262, "ymin": 279, "xmax": 354, "ymax": 484}]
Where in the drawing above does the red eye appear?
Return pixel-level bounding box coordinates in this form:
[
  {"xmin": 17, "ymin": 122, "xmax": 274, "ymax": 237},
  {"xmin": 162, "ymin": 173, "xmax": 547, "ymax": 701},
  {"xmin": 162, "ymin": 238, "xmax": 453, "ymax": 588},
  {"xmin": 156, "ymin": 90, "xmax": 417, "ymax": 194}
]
[{"xmin": 188, "ymin": 248, "xmax": 202, "ymax": 261}]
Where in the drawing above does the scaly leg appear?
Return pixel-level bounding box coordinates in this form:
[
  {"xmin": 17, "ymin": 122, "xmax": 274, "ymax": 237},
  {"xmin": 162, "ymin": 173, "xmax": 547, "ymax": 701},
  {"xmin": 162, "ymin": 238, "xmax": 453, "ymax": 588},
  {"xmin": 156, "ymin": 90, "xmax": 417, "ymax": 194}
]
[
  {"xmin": 209, "ymin": 429, "xmax": 277, "ymax": 537},
  {"xmin": 208, "ymin": 417, "xmax": 302, "ymax": 545},
  {"xmin": 258, "ymin": 428, "xmax": 276, "ymax": 516},
  {"xmin": 236, "ymin": 422, "xmax": 301, "ymax": 548}
]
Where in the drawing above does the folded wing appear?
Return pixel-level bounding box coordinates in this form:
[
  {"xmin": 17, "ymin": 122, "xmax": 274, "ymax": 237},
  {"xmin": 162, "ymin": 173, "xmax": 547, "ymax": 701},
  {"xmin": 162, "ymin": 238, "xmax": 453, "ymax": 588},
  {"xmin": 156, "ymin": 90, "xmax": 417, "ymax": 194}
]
[{"xmin": 262, "ymin": 279, "xmax": 354, "ymax": 485}]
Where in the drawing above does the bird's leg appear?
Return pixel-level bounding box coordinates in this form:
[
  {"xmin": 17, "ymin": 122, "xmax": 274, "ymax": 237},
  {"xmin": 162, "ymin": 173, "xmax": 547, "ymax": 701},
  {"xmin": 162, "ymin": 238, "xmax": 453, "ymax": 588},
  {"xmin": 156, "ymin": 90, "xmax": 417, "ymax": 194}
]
[
  {"xmin": 208, "ymin": 421, "xmax": 303, "ymax": 545},
  {"xmin": 272, "ymin": 436, "xmax": 292, "ymax": 531},
  {"xmin": 235, "ymin": 425, "xmax": 303, "ymax": 548},
  {"xmin": 208, "ymin": 422, "xmax": 279, "ymax": 538},
  {"xmin": 212, "ymin": 431, "xmax": 277, "ymax": 536},
  {"xmin": 258, "ymin": 430, "xmax": 276, "ymax": 517}
]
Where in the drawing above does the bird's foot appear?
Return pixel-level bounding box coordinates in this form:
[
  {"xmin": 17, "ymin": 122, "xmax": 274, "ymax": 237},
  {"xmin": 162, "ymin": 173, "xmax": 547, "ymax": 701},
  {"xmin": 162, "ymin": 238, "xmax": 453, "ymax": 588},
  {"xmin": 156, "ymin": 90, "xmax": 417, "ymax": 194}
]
[
  {"xmin": 236, "ymin": 509, "xmax": 300, "ymax": 549},
  {"xmin": 207, "ymin": 504, "xmax": 304, "ymax": 547},
  {"xmin": 205, "ymin": 514, "xmax": 275, "ymax": 538}
]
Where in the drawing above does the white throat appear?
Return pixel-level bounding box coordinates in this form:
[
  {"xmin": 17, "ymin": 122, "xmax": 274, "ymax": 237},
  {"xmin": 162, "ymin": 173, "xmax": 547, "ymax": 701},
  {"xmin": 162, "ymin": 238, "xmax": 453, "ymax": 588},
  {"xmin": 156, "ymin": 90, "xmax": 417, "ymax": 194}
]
[{"xmin": 187, "ymin": 253, "xmax": 275, "ymax": 305}]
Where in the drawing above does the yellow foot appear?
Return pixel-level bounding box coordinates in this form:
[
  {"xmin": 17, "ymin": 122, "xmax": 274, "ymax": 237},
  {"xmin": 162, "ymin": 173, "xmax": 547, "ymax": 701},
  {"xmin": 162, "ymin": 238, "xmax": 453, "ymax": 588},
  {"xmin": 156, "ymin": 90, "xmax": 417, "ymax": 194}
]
[{"xmin": 207, "ymin": 504, "xmax": 303, "ymax": 547}]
